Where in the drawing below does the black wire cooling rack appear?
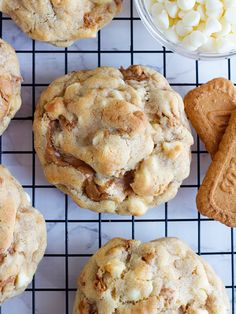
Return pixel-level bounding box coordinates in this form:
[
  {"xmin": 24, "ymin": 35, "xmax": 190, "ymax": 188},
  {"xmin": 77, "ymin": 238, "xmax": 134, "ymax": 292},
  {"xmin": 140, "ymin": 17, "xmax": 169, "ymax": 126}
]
[{"xmin": 0, "ymin": 1, "xmax": 235, "ymax": 313}]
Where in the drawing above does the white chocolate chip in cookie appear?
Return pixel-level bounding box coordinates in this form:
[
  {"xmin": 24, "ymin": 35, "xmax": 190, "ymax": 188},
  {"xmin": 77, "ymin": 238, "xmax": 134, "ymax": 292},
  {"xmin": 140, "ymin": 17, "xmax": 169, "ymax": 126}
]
[
  {"xmin": 92, "ymin": 130, "xmax": 105, "ymax": 146},
  {"xmin": 127, "ymin": 288, "xmax": 141, "ymax": 301},
  {"xmin": 162, "ymin": 141, "xmax": 182, "ymax": 159},
  {"xmin": 16, "ymin": 272, "xmax": 30, "ymax": 289},
  {"xmin": 126, "ymin": 197, "xmax": 148, "ymax": 216},
  {"xmin": 104, "ymin": 259, "xmax": 125, "ymax": 278}
]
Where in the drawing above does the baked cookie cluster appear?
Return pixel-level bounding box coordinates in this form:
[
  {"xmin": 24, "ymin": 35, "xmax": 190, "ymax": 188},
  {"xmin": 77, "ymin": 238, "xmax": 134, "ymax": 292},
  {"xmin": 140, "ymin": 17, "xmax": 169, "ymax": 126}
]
[
  {"xmin": 73, "ymin": 237, "xmax": 230, "ymax": 314},
  {"xmin": 0, "ymin": 0, "xmax": 123, "ymax": 47},
  {"xmin": 0, "ymin": 1, "xmax": 232, "ymax": 311},
  {"xmin": 34, "ymin": 65, "xmax": 193, "ymax": 216}
]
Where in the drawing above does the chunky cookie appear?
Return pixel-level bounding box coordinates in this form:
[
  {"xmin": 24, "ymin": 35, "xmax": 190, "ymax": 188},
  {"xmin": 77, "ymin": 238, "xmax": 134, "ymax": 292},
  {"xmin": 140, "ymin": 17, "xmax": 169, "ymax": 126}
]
[
  {"xmin": 73, "ymin": 237, "xmax": 230, "ymax": 314},
  {"xmin": 184, "ymin": 78, "xmax": 236, "ymax": 156},
  {"xmin": 0, "ymin": 0, "xmax": 122, "ymax": 47},
  {"xmin": 0, "ymin": 38, "xmax": 22, "ymax": 135},
  {"xmin": 197, "ymin": 110, "xmax": 236, "ymax": 227},
  {"xmin": 0, "ymin": 165, "xmax": 46, "ymax": 303},
  {"xmin": 34, "ymin": 65, "xmax": 193, "ymax": 216}
]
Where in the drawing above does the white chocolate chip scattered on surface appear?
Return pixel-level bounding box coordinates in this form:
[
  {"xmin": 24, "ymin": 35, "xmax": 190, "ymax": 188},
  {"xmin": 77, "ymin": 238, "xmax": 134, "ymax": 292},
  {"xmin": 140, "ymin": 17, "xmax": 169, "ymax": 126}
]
[{"xmin": 147, "ymin": 0, "xmax": 236, "ymax": 53}]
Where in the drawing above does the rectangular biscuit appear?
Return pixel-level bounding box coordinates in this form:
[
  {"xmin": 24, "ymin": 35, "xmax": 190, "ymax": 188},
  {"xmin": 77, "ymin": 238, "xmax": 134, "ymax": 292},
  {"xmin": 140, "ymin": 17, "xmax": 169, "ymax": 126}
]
[
  {"xmin": 196, "ymin": 109, "xmax": 236, "ymax": 227},
  {"xmin": 184, "ymin": 78, "xmax": 236, "ymax": 156}
]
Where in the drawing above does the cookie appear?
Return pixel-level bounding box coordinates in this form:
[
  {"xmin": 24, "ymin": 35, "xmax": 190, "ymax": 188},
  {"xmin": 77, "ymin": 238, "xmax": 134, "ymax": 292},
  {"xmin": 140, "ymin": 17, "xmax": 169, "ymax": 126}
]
[
  {"xmin": 197, "ymin": 109, "xmax": 236, "ymax": 227},
  {"xmin": 0, "ymin": 0, "xmax": 122, "ymax": 47},
  {"xmin": 184, "ymin": 78, "xmax": 236, "ymax": 156},
  {"xmin": 0, "ymin": 38, "xmax": 22, "ymax": 135},
  {"xmin": 33, "ymin": 65, "xmax": 193, "ymax": 216},
  {"xmin": 0, "ymin": 165, "xmax": 46, "ymax": 304},
  {"xmin": 73, "ymin": 237, "xmax": 230, "ymax": 314}
]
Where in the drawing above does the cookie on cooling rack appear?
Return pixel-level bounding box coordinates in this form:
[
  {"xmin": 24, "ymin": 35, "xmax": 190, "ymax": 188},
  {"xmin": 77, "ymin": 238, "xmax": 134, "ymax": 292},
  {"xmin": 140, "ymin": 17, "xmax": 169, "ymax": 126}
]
[
  {"xmin": 33, "ymin": 65, "xmax": 193, "ymax": 216},
  {"xmin": 0, "ymin": 0, "xmax": 122, "ymax": 47},
  {"xmin": 73, "ymin": 237, "xmax": 230, "ymax": 314},
  {"xmin": 0, "ymin": 165, "xmax": 46, "ymax": 304},
  {"xmin": 0, "ymin": 38, "xmax": 22, "ymax": 135}
]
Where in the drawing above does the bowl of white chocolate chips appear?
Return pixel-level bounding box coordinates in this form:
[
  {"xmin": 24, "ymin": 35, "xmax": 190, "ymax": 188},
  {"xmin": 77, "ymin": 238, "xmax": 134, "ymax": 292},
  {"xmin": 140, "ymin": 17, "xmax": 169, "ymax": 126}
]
[{"xmin": 135, "ymin": 0, "xmax": 236, "ymax": 59}]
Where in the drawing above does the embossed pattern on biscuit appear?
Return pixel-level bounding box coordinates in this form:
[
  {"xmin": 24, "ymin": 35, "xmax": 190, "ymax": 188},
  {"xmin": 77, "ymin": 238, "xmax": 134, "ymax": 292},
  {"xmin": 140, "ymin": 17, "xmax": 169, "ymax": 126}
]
[
  {"xmin": 34, "ymin": 66, "xmax": 193, "ymax": 216},
  {"xmin": 197, "ymin": 109, "xmax": 236, "ymax": 227},
  {"xmin": 220, "ymin": 157, "xmax": 236, "ymax": 194},
  {"xmin": 184, "ymin": 78, "xmax": 236, "ymax": 156},
  {"xmin": 210, "ymin": 144, "xmax": 236, "ymax": 215}
]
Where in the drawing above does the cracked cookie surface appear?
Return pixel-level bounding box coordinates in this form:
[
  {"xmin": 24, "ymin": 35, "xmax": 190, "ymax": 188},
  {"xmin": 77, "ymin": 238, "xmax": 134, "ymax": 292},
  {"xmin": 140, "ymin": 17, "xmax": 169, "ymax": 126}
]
[
  {"xmin": 0, "ymin": 38, "xmax": 21, "ymax": 135},
  {"xmin": 0, "ymin": 0, "xmax": 122, "ymax": 47},
  {"xmin": 34, "ymin": 65, "xmax": 193, "ymax": 216},
  {"xmin": 0, "ymin": 165, "xmax": 46, "ymax": 304},
  {"xmin": 73, "ymin": 237, "xmax": 229, "ymax": 314}
]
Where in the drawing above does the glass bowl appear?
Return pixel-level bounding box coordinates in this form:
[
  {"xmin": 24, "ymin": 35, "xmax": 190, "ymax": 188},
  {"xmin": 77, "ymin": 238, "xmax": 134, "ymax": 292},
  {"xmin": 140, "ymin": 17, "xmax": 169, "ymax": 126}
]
[{"xmin": 135, "ymin": 0, "xmax": 236, "ymax": 60}]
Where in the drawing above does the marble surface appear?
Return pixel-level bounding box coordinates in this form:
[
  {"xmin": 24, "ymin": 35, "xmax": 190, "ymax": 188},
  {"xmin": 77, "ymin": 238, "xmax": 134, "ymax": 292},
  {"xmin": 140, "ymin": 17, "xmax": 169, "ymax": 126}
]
[{"xmin": 1, "ymin": 1, "xmax": 235, "ymax": 313}]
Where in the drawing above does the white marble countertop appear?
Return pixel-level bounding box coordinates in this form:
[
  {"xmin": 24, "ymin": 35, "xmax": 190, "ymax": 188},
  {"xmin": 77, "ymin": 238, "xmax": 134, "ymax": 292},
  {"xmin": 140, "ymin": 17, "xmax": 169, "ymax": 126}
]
[{"xmin": 1, "ymin": 1, "xmax": 235, "ymax": 313}]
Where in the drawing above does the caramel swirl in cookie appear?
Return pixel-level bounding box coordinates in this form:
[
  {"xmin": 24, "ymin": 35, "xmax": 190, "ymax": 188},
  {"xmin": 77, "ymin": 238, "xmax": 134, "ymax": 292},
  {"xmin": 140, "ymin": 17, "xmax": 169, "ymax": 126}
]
[{"xmin": 34, "ymin": 65, "xmax": 193, "ymax": 216}]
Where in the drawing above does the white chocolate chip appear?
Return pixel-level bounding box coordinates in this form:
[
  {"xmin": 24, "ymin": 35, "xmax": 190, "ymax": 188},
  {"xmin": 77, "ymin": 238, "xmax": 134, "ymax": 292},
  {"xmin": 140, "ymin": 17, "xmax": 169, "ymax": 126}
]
[
  {"xmin": 183, "ymin": 31, "xmax": 207, "ymax": 50},
  {"xmin": 16, "ymin": 272, "xmax": 30, "ymax": 288},
  {"xmin": 206, "ymin": 0, "xmax": 223, "ymax": 18},
  {"xmin": 127, "ymin": 288, "xmax": 141, "ymax": 301},
  {"xmin": 201, "ymin": 37, "xmax": 216, "ymax": 52},
  {"xmin": 92, "ymin": 130, "xmax": 105, "ymax": 145},
  {"xmin": 165, "ymin": 1, "xmax": 178, "ymax": 18},
  {"xmin": 196, "ymin": 4, "xmax": 206, "ymax": 21},
  {"xmin": 162, "ymin": 141, "xmax": 182, "ymax": 159},
  {"xmin": 216, "ymin": 19, "xmax": 231, "ymax": 36},
  {"xmin": 176, "ymin": 21, "xmax": 192, "ymax": 37},
  {"xmin": 148, "ymin": 0, "xmax": 236, "ymax": 53},
  {"xmin": 127, "ymin": 198, "xmax": 147, "ymax": 216},
  {"xmin": 182, "ymin": 11, "xmax": 201, "ymax": 27},
  {"xmin": 151, "ymin": 3, "xmax": 164, "ymax": 15},
  {"xmin": 165, "ymin": 26, "xmax": 179, "ymax": 43},
  {"xmin": 153, "ymin": 9, "xmax": 169, "ymax": 30},
  {"xmin": 177, "ymin": 0, "xmax": 195, "ymax": 11},
  {"xmin": 104, "ymin": 259, "xmax": 126, "ymax": 278},
  {"xmin": 204, "ymin": 17, "xmax": 222, "ymax": 36}
]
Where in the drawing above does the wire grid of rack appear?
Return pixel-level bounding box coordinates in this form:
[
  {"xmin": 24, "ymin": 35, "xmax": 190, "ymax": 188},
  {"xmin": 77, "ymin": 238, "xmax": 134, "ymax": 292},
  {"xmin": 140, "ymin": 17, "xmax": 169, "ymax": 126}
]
[{"xmin": 0, "ymin": 1, "xmax": 235, "ymax": 313}]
